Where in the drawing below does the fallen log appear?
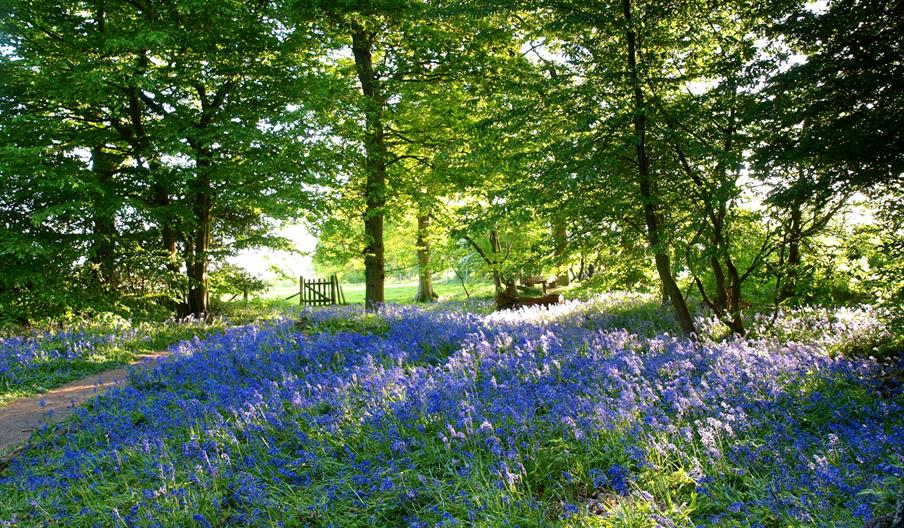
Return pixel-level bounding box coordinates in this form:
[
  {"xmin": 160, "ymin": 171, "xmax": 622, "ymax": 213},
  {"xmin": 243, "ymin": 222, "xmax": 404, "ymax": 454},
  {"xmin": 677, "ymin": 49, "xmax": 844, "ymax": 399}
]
[{"xmin": 495, "ymin": 291, "xmax": 564, "ymax": 311}]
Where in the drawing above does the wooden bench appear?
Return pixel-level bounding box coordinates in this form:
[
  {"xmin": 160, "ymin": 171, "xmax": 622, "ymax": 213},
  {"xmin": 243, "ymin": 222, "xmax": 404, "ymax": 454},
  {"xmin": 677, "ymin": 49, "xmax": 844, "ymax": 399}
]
[{"xmin": 520, "ymin": 275, "xmax": 551, "ymax": 293}]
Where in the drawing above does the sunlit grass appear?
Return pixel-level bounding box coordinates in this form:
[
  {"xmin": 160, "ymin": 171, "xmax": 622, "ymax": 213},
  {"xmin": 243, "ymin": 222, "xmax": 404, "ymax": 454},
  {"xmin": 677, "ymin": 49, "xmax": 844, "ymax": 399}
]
[
  {"xmin": 261, "ymin": 277, "xmax": 495, "ymax": 305},
  {"xmin": 0, "ymin": 320, "xmax": 226, "ymax": 407}
]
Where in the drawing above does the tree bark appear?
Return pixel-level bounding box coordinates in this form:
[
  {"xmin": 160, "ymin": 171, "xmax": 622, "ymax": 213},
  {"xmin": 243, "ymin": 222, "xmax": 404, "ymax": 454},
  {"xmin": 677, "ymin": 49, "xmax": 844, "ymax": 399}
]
[
  {"xmin": 352, "ymin": 24, "xmax": 387, "ymax": 311},
  {"xmin": 90, "ymin": 146, "xmax": 118, "ymax": 288},
  {"xmin": 151, "ymin": 180, "xmax": 181, "ymax": 275},
  {"xmin": 90, "ymin": 8, "xmax": 116, "ymax": 286},
  {"xmin": 712, "ymin": 106, "xmax": 746, "ymax": 335},
  {"xmin": 463, "ymin": 231, "xmax": 504, "ymax": 293},
  {"xmin": 490, "ymin": 228, "xmax": 504, "ymax": 293},
  {"xmin": 724, "ymin": 257, "xmax": 744, "ymax": 334},
  {"xmin": 186, "ymin": 155, "xmax": 212, "ymax": 317},
  {"xmin": 552, "ymin": 217, "xmax": 569, "ymax": 286},
  {"xmin": 452, "ymin": 265, "xmax": 470, "ymax": 298},
  {"xmin": 623, "ymin": 0, "xmax": 695, "ymax": 336},
  {"xmin": 414, "ymin": 214, "xmax": 437, "ymax": 302},
  {"xmin": 780, "ymin": 200, "xmax": 802, "ymax": 302}
]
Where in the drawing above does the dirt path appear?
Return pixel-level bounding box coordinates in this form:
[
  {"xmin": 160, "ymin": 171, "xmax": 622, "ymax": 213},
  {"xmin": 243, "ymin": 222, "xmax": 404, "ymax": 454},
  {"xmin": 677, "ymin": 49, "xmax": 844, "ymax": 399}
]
[{"xmin": 0, "ymin": 352, "xmax": 168, "ymax": 454}]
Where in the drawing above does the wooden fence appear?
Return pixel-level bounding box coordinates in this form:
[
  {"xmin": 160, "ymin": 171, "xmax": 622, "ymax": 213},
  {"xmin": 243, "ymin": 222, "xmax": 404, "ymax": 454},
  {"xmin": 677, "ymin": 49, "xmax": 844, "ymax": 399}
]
[{"xmin": 286, "ymin": 274, "xmax": 345, "ymax": 306}]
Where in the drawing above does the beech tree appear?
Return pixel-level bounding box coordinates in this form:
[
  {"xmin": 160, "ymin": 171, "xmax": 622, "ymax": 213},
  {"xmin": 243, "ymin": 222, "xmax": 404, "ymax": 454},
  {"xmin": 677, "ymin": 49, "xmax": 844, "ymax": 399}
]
[
  {"xmin": 296, "ymin": 0, "xmax": 510, "ymax": 309},
  {"xmin": 2, "ymin": 0, "xmax": 898, "ymax": 327},
  {"xmin": 1, "ymin": 0, "xmax": 325, "ymax": 316},
  {"xmin": 756, "ymin": 0, "xmax": 903, "ymax": 308},
  {"xmin": 476, "ymin": 0, "xmax": 827, "ymax": 334}
]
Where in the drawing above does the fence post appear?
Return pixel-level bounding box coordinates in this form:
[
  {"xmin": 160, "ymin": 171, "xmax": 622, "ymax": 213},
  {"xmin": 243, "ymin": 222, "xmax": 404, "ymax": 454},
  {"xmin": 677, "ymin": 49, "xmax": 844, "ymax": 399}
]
[
  {"xmin": 299, "ymin": 277, "xmax": 304, "ymax": 306},
  {"xmin": 330, "ymin": 274, "xmax": 337, "ymax": 304}
]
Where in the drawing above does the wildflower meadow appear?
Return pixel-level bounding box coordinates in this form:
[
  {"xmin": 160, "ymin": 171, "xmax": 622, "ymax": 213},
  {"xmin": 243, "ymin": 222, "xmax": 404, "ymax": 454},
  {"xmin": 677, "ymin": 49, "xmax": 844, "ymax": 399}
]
[{"xmin": 1, "ymin": 295, "xmax": 900, "ymax": 526}]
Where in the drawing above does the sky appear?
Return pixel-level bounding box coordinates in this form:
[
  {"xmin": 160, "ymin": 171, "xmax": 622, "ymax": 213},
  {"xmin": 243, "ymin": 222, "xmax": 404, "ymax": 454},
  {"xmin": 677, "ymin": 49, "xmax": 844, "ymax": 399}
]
[{"xmin": 228, "ymin": 224, "xmax": 317, "ymax": 281}]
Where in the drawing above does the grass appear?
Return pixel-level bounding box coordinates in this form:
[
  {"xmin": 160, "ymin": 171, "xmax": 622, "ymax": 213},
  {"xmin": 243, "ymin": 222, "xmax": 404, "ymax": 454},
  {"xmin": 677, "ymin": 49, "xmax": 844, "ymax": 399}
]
[
  {"xmin": 0, "ymin": 350, "xmax": 134, "ymax": 407},
  {"xmin": 0, "ymin": 320, "xmax": 226, "ymax": 407},
  {"xmin": 262, "ymin": 277, "xmax": 495, "ymax": 305}
]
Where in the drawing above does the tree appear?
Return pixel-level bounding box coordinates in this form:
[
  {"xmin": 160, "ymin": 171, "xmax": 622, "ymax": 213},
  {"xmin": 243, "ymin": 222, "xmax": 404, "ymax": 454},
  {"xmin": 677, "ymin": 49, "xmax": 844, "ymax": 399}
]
[
  {"xmin": 659, "ymin": 2, "xmax": 798, "ymax": 335},
  {"xmin": 755, "ymin": 0, "xmax": 904, "ymax": 308},
  {"xmin": 759, "ymin": 0, "xmax": 904, "ymax": 192},
  {"xmin": 479, "ymin": 1, "xmax": 728, "ymax": 333},
  {"xmin": 296, "ymin": 0, "xmax": 512, "ymax": 309},
  {"xmin": 209, "ymin": 264, "xmax": 268, "ymax": 303},
  {"xmin": 1, "ymin": 0, "xmax": 326, "ymax": 317}
]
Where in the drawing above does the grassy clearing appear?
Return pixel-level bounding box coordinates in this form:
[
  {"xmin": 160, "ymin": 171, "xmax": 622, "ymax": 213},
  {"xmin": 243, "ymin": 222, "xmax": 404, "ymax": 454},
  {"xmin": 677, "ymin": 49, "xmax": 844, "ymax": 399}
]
[
  {"xmin": 261, "ymin": 277, "xmax": 495, "ymax": 305},
  {"xmin": 0, "ymin": 319, "xmax": 226, "ymax": 407}
]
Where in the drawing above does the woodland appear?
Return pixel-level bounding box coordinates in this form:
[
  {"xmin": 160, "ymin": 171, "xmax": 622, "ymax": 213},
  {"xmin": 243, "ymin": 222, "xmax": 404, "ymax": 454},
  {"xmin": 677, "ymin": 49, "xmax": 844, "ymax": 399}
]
[{"xmin": 0, "ymin": 0, "xmax": 902, "ymax": 526}]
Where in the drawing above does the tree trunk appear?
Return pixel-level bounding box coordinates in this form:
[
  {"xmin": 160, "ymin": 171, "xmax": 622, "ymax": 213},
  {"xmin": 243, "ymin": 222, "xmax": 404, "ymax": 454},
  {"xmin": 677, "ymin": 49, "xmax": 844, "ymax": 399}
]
[
  {"xmin": 552, "ymin": 217, "xmax": 569, "ymax": 286},
  {"xmin": 90, "ymin": 146, "xmax": 118, "ymax": 288},
  {"xmin": 453, "ymin": 265, "xmax": 470, "ymax": 298},
  {"xmin": 490, "ymin": 228, "xmax": 503, "ymax": 293},
  {"xmin": 414, "ymin": 214, "xmax": 437, "ymax": 302},
  {"xmin": 709, "ymin": 257, "xmax": 728, "ymax": 313},
  {"xmin": 712, "ymin": 103, "xmax": 745, "ymax": 335},
  {"xmin": 90, "ymin": 13, "xmax": 115, "ymax": 286},
  {"xmin": 724, "ymin": 258, "xmax": 745, "ymax": 335},
  {"xmin": 780, "ymin": 201, "xmax": 802, "ymax": 302},
  {"xmin": 352, "ymin": 24, "xmax": 387, "ymax": 311},
  {"xmin": 713, "ymin": 195, "xmax": 745, "ymax": 336},
  {"xmin": 623, "ymin": 0, "xmax": 695, "ymax": 336},
  {"xmin": 152, "ymin": 181, "xmax": 181, "ymax": 276},
  {"xmin": 187, "ymin": 158, "xmax": 211, "ymax": 317}
]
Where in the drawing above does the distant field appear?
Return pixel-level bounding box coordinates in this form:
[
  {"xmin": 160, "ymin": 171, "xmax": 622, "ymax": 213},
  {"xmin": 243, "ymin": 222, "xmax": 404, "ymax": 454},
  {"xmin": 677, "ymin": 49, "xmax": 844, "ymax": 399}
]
[{"xmin": 264, "ymin": 277, "xmax": 495, "ymax": 305}]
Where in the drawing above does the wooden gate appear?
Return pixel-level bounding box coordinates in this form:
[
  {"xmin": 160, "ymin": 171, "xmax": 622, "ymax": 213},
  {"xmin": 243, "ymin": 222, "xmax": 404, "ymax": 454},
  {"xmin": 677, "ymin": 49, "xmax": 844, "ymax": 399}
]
[{"xmin": 289, "ymin": 274, "xmax": 345, "ymax": 306}]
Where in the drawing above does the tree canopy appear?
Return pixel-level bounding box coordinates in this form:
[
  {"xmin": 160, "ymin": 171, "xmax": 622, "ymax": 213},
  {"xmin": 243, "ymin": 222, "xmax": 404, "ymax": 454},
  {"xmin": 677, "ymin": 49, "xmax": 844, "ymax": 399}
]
[{"xmin": 0, "ymin": 0, "xmax": 899, "ymax": 333}]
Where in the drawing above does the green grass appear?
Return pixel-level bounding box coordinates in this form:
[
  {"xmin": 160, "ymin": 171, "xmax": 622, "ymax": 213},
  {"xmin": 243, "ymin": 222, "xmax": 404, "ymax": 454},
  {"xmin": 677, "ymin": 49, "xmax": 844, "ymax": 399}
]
[
  {"xmin": 262, "ymin": 277, "xmax": 496, "ymax": 305},
  {"xmin": 0, "ymin": 321, "xmax": 226, "ymax": 408},
  {"xmin": 0, "ymin": 350, "xmax": 135, "ymax": 407}
]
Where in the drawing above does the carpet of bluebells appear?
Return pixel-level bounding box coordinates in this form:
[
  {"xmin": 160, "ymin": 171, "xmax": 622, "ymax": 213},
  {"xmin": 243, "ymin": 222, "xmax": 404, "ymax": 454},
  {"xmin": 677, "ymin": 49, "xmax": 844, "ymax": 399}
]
[{"xmin": 0, "ymin": 294, "xmax": 902, "ymax": 527}]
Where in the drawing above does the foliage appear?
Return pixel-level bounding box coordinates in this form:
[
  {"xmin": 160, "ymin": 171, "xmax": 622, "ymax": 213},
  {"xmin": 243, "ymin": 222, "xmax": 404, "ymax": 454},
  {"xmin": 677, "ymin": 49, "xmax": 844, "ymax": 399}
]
[
  {"xmin": 758, "ymin": 0, "xmax": 904, "ymax": 192},
  {"xmin": 0, "ymin": 0, "xmax": 329, "ymax": 316},
  {"xmin": 1, "ymin": 0, "xmax": 898, "ymax": 322},
  {"xmin": 752, "ymin": 0, "xmax": 904, "ymax": 311},
  {"xmin": 209, "ymin": 265, "xmax": 268, "ymax": 302}
]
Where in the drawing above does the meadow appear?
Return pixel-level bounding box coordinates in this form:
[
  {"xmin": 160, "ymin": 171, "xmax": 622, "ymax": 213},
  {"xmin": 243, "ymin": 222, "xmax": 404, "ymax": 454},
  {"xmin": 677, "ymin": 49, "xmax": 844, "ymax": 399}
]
[
  {"xmin": 0, "ymin": 294, "xmax": 900, "ymax": 527},
  {"xmin": 262, "ymin": 278, "xmax": 494, "ymax": 305}
]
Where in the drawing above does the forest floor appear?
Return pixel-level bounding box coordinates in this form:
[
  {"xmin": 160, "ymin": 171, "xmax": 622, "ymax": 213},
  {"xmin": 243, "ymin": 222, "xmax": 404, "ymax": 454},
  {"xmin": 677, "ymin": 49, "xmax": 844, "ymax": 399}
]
[
  {"xmin": 1, "ymin": 296, "xmax": 900, "ymax": 526},
  {"xmin": 0, "ymin": 351, "xmax": 167, "ymax": 455},
  {"xmin": 0, "ymin": 318, "xmax": 227, "ymax": 407}
]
